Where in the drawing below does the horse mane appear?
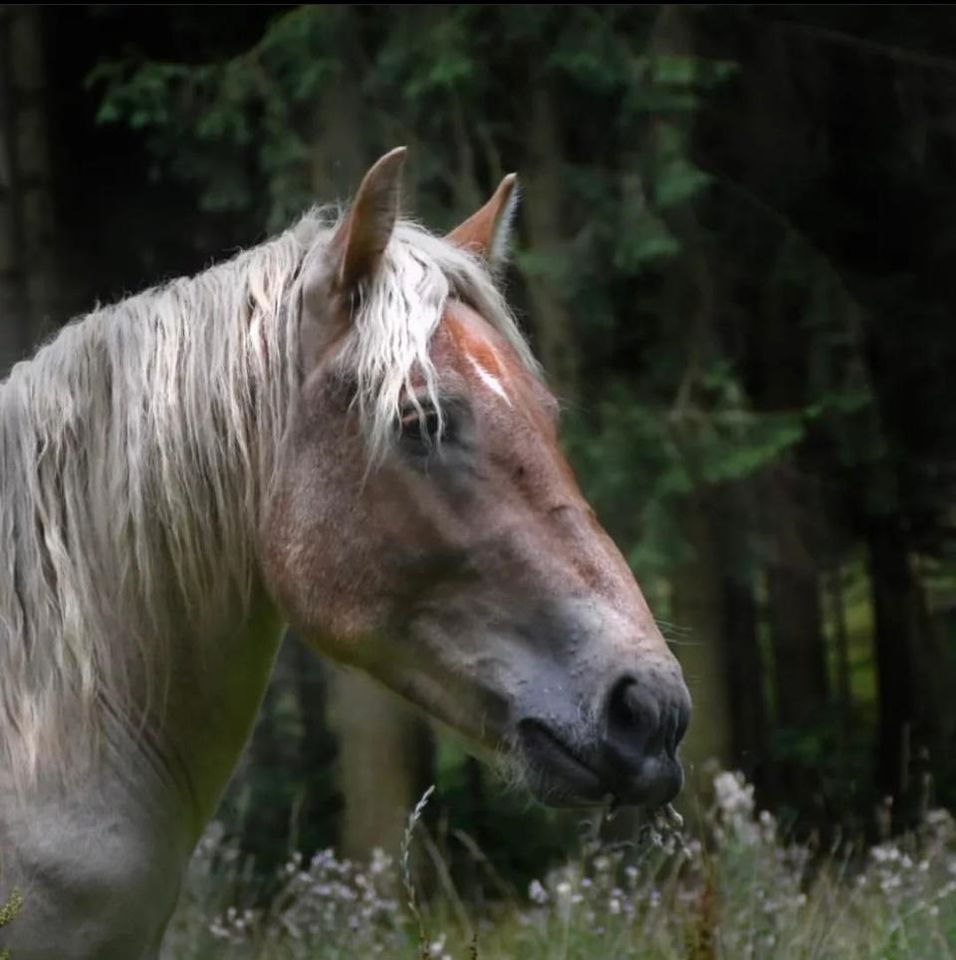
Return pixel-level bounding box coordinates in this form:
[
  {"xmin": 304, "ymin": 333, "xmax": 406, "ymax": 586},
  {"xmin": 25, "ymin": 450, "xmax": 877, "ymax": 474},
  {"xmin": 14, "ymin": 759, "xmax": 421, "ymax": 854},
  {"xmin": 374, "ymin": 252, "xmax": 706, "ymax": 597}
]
[{"xmin": 0, "ymin": 206, "xmax": 535, "ymax": 788}]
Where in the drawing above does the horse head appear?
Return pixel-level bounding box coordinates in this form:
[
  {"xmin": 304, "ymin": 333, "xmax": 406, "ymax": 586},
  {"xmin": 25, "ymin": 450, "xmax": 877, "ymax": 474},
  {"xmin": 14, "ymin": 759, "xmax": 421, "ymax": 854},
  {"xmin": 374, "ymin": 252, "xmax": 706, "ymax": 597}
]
[{"xmin": 262, "ymin": 148, "xmax": 691, "ymax": 810}]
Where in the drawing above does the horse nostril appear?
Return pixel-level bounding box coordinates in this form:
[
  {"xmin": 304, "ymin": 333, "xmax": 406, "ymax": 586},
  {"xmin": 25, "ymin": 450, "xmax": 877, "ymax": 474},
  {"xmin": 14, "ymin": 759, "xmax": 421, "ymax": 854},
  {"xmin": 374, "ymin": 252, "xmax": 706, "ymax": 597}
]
[
  {"xmin": 606, "ymin": 676, "xmax": 662, "ymax": 752},
  {"xmin": 605, "ymin": 673, "xmax": 691, "ymax": 760},
  {"xmin": 601, "ymin": 673, "xmax": 690, "ymax": 807}
]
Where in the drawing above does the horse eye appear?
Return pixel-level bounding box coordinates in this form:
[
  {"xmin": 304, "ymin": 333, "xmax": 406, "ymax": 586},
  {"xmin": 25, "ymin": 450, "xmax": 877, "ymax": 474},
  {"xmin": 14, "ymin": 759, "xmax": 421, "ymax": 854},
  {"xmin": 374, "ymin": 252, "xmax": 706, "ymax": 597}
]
[{"xmin": 400, "ymin": 405, "xmax": 443, "ymax": 445}]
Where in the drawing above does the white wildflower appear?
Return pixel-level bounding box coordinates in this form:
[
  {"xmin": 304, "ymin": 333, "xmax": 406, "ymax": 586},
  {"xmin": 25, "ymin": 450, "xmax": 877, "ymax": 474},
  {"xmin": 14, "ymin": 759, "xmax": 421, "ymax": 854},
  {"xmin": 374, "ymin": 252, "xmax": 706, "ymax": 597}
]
[{"xmin": 529, "ymin": 879, "xmax": 548, "ymax": 905}]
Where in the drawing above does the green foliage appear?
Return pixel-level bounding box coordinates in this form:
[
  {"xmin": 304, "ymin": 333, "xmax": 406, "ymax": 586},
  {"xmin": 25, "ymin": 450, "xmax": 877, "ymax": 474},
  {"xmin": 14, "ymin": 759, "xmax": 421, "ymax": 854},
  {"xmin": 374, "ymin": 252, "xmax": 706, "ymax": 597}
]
[
  {"xmin": 563, "ymin": 350, "xmax": 867, "ymax": 587},
  {"xmin": 90, "ymin": 8, "xmax": 346, "ymax": 228}
]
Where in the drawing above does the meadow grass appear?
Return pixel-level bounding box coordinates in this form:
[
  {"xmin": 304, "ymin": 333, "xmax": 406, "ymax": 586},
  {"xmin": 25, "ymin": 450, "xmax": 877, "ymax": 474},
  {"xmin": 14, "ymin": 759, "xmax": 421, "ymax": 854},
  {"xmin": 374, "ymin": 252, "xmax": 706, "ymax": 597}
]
[
  {"xmin": 161, "ymin": 772, "xmax": 956, "ymax": 960},
  {"xmin": 0, "ymin": 884, "xmax": 23, "ymax": 960}
]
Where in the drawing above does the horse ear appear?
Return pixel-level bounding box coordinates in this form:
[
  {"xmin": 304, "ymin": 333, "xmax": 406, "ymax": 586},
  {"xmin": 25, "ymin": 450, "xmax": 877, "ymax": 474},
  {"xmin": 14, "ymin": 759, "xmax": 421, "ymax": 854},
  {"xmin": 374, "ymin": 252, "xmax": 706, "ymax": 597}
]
[
  {"xmin": 446, "ymin": 173, "xmax": 519, "ymax": 265},
  {"xmin": 334, "ymin": 146, "xmax": 407, "ymax": 291},
  {"xmin": 300, "ymin": 148, "xmax": 406, "ymax": 372}
]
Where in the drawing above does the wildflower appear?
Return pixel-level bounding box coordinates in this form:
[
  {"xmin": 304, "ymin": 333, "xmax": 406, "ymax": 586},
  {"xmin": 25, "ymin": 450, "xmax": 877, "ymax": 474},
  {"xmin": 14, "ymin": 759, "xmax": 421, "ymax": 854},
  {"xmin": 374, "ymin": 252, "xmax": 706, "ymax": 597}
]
[
  {"xmin": 528, "ymin": 879, "xmax": 548, "ymax": 905},
  {"xmin": 713, "ymin": 771, "xmax": 755, "ymax": 821}
]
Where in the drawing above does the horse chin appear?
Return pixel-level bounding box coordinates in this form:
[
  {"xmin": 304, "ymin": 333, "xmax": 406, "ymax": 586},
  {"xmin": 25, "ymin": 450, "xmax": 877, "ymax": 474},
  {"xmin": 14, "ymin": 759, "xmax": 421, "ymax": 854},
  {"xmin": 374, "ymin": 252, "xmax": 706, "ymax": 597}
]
[
  {"xmin": 512, "ymin": 720, "xmax": 610, "ymax": 809},
  {"xmin": 523, "ymin": 769, "xmax": 610, "ymax": 809}
]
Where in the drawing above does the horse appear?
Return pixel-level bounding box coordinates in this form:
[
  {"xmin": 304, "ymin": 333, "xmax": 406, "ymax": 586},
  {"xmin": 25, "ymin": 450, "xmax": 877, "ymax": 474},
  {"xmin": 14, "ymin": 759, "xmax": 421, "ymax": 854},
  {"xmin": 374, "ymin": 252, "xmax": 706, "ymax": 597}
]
[{"xmin": 0, "ymin": 148, "xmax": 691, "ymax": 959}]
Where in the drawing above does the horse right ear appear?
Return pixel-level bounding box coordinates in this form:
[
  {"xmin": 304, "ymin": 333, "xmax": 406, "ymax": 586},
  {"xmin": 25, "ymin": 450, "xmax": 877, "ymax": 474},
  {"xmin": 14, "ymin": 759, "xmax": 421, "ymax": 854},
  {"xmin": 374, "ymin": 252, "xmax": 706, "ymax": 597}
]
[
  {"xmin": 301, "ymin": 147, "xmax": 406, "ymax": 370},
  {"xmin": 446, "ymin": 173, "xmax": 519, "ymax": 266}
]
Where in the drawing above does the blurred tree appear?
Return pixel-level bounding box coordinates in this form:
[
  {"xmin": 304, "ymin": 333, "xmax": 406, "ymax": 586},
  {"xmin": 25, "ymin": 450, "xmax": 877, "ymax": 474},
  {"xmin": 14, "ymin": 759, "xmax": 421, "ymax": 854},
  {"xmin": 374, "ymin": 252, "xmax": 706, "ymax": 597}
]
[
  {"xmin": 0, "ymin": 6, "xmax": 58, "ymax": 376},
  {"xmin": 328, "ymin": 669, "xmax": 433, "ymax": 861}
]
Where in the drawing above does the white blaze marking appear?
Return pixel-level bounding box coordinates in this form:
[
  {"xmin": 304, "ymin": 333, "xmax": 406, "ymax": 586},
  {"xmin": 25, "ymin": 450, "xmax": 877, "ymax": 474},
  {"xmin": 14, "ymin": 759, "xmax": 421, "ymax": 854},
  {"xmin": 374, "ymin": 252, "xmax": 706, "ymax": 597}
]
[{"xmin": 467, "ymin": 352, "xmax": 511, "ymax": 405}]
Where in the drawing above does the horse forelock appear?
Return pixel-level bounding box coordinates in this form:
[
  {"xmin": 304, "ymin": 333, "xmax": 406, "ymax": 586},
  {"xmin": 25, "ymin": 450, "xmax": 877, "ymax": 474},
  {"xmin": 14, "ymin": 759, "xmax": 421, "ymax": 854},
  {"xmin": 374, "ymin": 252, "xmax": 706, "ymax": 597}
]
[
  {"xmin": 338, "ymin": 220, "xmax": 539, "ymax": 462},
  {"xmin": 0, "ymin": 205, "xmax": 536, "ymax": 789}
]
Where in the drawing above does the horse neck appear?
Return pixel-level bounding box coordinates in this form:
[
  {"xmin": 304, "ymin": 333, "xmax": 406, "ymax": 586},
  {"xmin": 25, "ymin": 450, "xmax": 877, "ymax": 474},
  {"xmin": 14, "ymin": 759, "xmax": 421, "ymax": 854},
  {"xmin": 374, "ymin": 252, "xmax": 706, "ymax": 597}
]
[
  {"xmin": 152, "ymin": 582, "xmax": 286, "ymax": 834},
  {"xmin": 4, "ymin": 575, "xmax": 285, "ymax": 836},
  {"xmin": 0, "ymin": 585, "xmax": 286, "ymax": 960}
]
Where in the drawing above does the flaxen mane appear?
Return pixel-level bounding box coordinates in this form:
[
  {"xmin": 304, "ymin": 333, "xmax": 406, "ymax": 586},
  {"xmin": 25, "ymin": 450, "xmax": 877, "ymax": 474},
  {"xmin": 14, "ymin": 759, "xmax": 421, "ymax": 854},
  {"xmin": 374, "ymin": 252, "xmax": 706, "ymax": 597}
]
[{"xmin": 0, "ymin": 208, "xmax": 535, "ymax": 788}]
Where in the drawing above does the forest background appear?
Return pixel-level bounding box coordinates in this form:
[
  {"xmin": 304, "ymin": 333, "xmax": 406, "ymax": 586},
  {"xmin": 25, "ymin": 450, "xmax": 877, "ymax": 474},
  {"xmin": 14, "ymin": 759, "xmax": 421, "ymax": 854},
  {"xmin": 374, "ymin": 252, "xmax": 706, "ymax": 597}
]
[{"xmin": 2, "ymin": 5, "xmax": 955, "ymax": 895}]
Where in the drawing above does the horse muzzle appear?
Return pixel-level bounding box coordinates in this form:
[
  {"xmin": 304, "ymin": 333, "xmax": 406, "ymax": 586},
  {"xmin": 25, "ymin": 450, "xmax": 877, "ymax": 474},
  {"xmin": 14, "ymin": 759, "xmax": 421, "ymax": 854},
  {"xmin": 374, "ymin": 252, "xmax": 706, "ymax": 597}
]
[{"xmin": 516, "ymin": 664, "xmax": 691, "ymax": 809}]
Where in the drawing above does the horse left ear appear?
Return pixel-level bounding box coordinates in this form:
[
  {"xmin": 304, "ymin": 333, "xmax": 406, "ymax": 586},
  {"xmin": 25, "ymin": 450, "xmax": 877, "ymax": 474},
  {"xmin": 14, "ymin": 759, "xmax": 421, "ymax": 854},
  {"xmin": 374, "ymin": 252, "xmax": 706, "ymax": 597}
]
[
  {"xmin": 300, "ymin": 147, "xmax": 406, "ymax": 372},
  {"xmin": 334, "ymin": 146, "xmax": 407, "ymax": 291},
  {"xmin": 446, "ymin": 173, "xmax": 519, "ymax": 265}
]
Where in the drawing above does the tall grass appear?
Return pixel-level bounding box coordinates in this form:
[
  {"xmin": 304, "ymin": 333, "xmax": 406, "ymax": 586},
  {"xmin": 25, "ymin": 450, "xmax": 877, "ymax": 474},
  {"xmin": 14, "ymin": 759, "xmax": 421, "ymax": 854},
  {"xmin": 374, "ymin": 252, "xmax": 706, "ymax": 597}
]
[
  {"xmin": 161, "ymin": 772, "xmax": 956, "ymax": 959},
  {"xmin": 0, "ymin": 885, "xmax": 23, "ymax": 960}
]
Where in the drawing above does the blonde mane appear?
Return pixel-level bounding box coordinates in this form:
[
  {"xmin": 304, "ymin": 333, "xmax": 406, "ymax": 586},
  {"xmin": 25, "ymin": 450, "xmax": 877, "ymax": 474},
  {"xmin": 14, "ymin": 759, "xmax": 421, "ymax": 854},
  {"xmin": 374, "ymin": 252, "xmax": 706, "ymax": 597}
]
[{"xmin": 0, "ymin": 208, "xmax": 535, "ymax": 787}]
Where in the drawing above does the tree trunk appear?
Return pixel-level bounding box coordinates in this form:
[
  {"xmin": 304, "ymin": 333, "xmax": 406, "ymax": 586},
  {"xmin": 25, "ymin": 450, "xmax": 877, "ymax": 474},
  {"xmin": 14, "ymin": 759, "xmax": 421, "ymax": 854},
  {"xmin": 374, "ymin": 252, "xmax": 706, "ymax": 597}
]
[
  {"xmin": 0, "ymin": 6, "xmax": 57, "ymax": 377},
  {"xmin": 865, "ymin": 517, "xmax": 941, "ymax": 823},
  {"xmin": 720, "ymin": 551, "xmax": 768, "ymax": 778},
  {"xmin": 521, "ymin": 85, "xmax": 579, "ymax": 401},
  {"xmin": 328, "ymin": 667, "xmax": 433, "ymax": 861},
  {"xmin": 827, "ymin": 561, "xmax": 853, "ymax": 744},
  {"xmin": 670, "ymin": 495, "xmax": 735, "ymax": 784},
  {"xmin": 0, "ymin": 7, "xmax": 30, "ymax": 376},
  {"xmin": 644, "ymin": 5, "xmax": 736, "ymax": 788},
  {"xmin": 765, "ymin": 484, "xmax": 830, "ymax": 729}
]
